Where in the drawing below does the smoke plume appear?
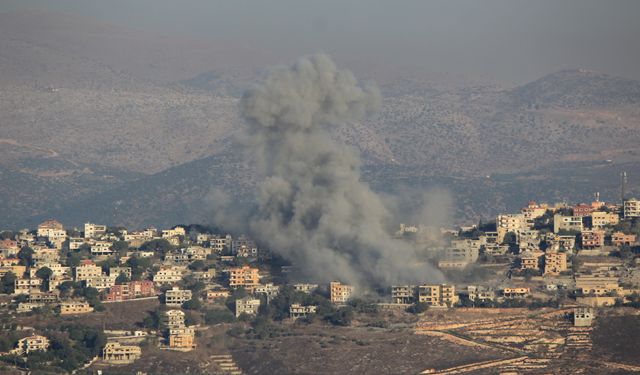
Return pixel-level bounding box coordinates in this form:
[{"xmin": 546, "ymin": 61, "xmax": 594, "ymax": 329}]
[{"xmin": 223, "ymin": 54, "xmax": 443, "ymax": 288}]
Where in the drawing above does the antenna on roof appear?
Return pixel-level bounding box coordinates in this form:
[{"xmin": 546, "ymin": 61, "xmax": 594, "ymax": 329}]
[{"xmin": 621, "ymin": 172, "xmax": 627, "ymax": 203}]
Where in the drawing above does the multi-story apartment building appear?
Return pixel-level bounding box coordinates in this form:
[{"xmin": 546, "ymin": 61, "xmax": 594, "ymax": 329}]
[
  {"xmin": 235, "ymin": 297, "xmax": 261, "ymax": 317},
  {"xmin": 104, "ymin": 280, "xmax": 155, "ymax": 302},
  {"xmin": 554, "ymin": 215, "xmax": 583, "ymax": 233},
  {"xmin": 611, "ymin": 232, "xmax": 636, "ymax": 246},
  {"xmin": 544, "ymin": 251, "xmax": 567, "ymax": 275},
  {"xmin": 153, "ymin": 266, "xmax": 184, "ymax": 284},
  {"xmin": 164, "ymin": 287, "xmax": 192, "ymax": 307},
  {"xmin": 109, "ymin": 266, "xmax": 132, "ymax": 279},
  {"xmin": 168, "ymin": 328, "xmax": 196, "ymax": 351},
  {"xmin": 418, "ymin": 284, "xmax": 458, "ymax": 307},
  {"xmin": 160, "ymin": 309, "xmax": 186, "ymax": 330},
  {"xmin": 84, "ymin": 223, "xmax": 107, "ymax": 239},
  {"xmin": 90, "ymin": 241, "xmax": 114, "ymax": 256},
  {"xmin": 228, "ymin": 266, "xmax": 260, "ymax": 289},
  {"xmin": 254, "ymin": 283, "xmax": 280, "ymax": 299},
  {"xmin": 37, "ymin": 220, "xmax": 66, "ymax": 242},
  {"xmin": 581, "ymin": 230, "xmax": 605, "ymax": 249},
  {"xmin": 75, "ymin": 260, "xmax": 102, "ymax": 282},
  {"xmin": 391, "ymin": 285, "xmax": 416, "ymax": 304},
  {"xmin": 521, "ymin": 202, "xmax": 547, "ymax": 228},
  {"xmin": 329, "ymin": 281, "xmax": 353, "ymax": 304},
  {"xmin": 13, "ymin": 335, "xmax": 50, "ymax": 354},
  {"xmin": 573, "ymin": 204, "xmax": 594, "ymax": 217},
  {"xmin": 590, "ymin": 211, "xmax": 619, "ymax": 229},
  {"xmin": 84, "ymin": 275, "xmax": 116, "ymax": 290},
  {"xmin": 519, "ymin": 251, "xmax": 542, "ymax": 271},
  {"xmin": 624, "ymin": 198, "xmax": 640, "ymax": 218},
  {"xmin": 497, "ymin": 214, "xmax": 526, "ymax": 242},
  {"xmin": 14, "ymin": 278, "xmax": 42, "ymax": 294}
]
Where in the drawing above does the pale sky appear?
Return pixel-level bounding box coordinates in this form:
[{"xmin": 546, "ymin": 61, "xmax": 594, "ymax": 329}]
[{"xmin": 1, "ymin": 0, "xmax": 639, "ymax": 83}]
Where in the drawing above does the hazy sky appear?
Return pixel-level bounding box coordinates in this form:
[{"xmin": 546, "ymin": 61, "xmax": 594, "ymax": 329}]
[{"xmin": 2, "ymin": 0, "xmax": 640, "ymax": 83}]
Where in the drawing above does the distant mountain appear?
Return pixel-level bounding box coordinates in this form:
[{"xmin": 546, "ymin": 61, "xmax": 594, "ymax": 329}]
[
  {"xmin": 2, "ymin": 10, "xmax": 640, "ymax": 228},
  {"xmin": 508, "ymin": 69, "xmax": 640, "ymax": 109}
]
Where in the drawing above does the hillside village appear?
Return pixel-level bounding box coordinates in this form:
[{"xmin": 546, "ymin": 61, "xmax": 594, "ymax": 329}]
[{"xmin": 1, "ymin": 195, "xmax": 640, "ymax": 373}]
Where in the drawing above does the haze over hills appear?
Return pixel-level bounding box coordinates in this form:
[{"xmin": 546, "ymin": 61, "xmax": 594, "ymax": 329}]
[{"xmin": 1, "ymin": 10, "xmax": 640, "ymax": 228}]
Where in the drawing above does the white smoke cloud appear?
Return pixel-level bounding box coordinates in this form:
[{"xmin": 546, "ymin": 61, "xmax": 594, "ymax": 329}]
[{"xmin": 214, "ymin": 54, "xmax": 444, "ymax": 288}]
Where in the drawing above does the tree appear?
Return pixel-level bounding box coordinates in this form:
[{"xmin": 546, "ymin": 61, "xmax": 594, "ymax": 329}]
[
  {"xmin": 407, "ymin": 302, "xmax": 429, "ymax": 314},
  {"xmin": 115, "ymin": 272, "xmax": 130, "ymax": 284},
  {"xmin": 139, "ymin": 239, "xmax": 174, "ymax": 255},
  {"xmin": 111, "ymin": 241, "xmax": 129, "ymax": 256},
  {"xmin": 17, "ymin": 246, "xmax": 34, "ymax": 267},
  {"xmin": 325, "ymin": 307, "xmax": 353, "ymax": 326},
  {"xmin": 35, "ymin": 267, "xmax": 53, "ymax": 291},
  {"xmin": 35, "ymin": 267, "xmax": 53, "ymax": 280},
  {"xmin": 182, "ymin": 298, "xmax": 202, "ymax": 310},
  {"xmin": 0, "ymin": 271, "xmax": 17, "ymax": 294},
  {"xmin": 204, "ymin": 309, "xmax": 236, "ymax": 325},
  {"xmin": 188, "ymin": 260, "xmax": 206, "ymax": 271}
]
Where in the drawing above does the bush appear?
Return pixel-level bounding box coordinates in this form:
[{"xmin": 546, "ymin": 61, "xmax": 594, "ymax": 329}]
[
  {"xmin": 406, "ymin": 302, "xmax": 429, "ymax": 314},
  {"xmin": 325, "ymin": 307, "xmax": 353, "ymax": 326},
  {"xmin": 205, "ymin": 309, "xmax": 236, "ymax": 325}
]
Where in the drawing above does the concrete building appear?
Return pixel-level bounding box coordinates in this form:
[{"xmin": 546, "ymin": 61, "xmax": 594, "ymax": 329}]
[
  {"xmin": 90, "ymin": 241, "xmax": 114, "ymax": 256},
  {"xmin": 391, "ymin": 285, "xmax": 416, "ymax": 304},
  {"xmin": 497, "ymin": 214, "xmax": 526, "ymax": 242},
  {"xmin": 575, "ymin": 275, "xmax": 621, "ymax": 296},
  {"xmin": 254, "ymin": 283, "xmax": 280, "ymax": 299},
  {"xmin": 623, "ymin": 198, "xmax": 640, "ymax": 218},
  {"xmin": 85, "ymin": 275, "xmax": 117, "ymax": 290},
  {"xmin": 612, "ymin": 232, "xmax": 636, "ymax": 247},
  {"xmin": 104, "ymin": 280, "xmax": 155, "ymax": 302},
  {"xmin": 14, "ymin": 278, "xmax": 42, "ymax": 294},
  {"xmin": 466, "ymin": 286, "xmax": 495, "ymax": 303},
  {"xmin": 554, "ymin": 215, "xmax": 583, "ymax": 233},
  {"xmin": 153, "ymin": 266, "xmax": 184, "ymax": 284},
  {"xmin": 418, "ymin": 284, "xmax": 458, "ymax": 307},
  {"xmin": 501, "ymin": 288, "xmax": 530, "ymax": 298},
  {"xmin": 573, "ymin": 307, "xmax": 595, "ymax": 327},
  {"xmin": 160, "ymin": 309, "xmax": 186, "ymax": 330},
  {"xmin": 330, "ymin": 281, "xmax": 353, "ymax": 304},
  {"xmin": 289, "ymin": 304, "xmax": 317, "ymax": 319},
  {"xmin": 13, "ymin": 335, "xmax": 50, "ymax": 354},
  {"xmin": 519, "ymin": 251, "xmax": 542, "ymax": 271},
  {"xmin": 206, "ymin": 289, "xmax": 230, "ymax": 302},
  {"xmin": 235, "ymin": 297, "xmax": 261, "ymax": 317},
  {"xmin": 109, "ymin": 266, "xmax": 132, "ymax": 279},
  {"xmin": 521, "ymin": 202, "xmax": 548, "ymax": 228},
  {"xmin": 544, "ymin": 251, "xmax": 567, "ymax": 276},
  {"xmin": 164, "ymin": 287, "xmax": 192, "ymax": 307},
  {"xmin": 37, "ymin": 220, "xmax": 66, "ymax": 241},
  {"xmin": 60, "ymin": 300, "xmax": 94, "ymax": 315},
  {"xmin": 168, "ymin": 328, "xmax": 196, "ymax": 351},
  {"xmin": 228, "ymin": 265, "xmax": 260, "ymax": 289},
  {"xmin": 103, "ymin": 342, "xmax": 141, "ymax": 364},
  {"xmin": 75, "ymin": 260, "xmax": 102, "ymax": 282},
  {"xmin": 590, "ymin": 212, "xmax": 619, "ymax": 229},
  {"xmin": 573, "ymin": 204, "xmax": 594, "ymax": 217},
  {"xmin": 84, "ymin": 223, "xmax": 107, "ymax": 239},
  {"xmin": 581, "ymin": 230, "xmax": 605, "ymax": 249},
  {"xmin": 292, "ymin": 283, "xmax": 319, "ymax": 294},
  {"xmin": 17, "ymin": 302, "xmax": 45, "ymax": 313}
]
